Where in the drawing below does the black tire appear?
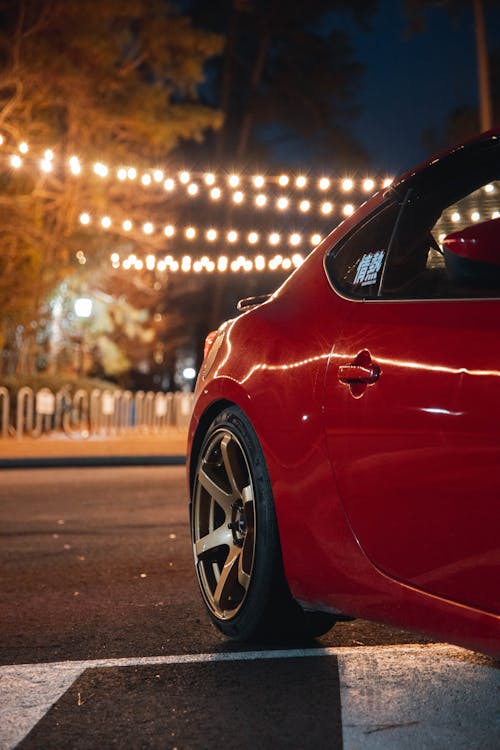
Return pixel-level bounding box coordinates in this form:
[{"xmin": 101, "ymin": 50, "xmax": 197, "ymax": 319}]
[{"xmin": 191, "ymin": 405, "xmax": 337, "ymax": 641}]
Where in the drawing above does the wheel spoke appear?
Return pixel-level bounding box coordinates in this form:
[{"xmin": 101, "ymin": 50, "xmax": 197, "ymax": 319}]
[
  {"xmin": 198, "ymin": 464, "xmax": 234, "ymax": 511},
  {"xmin": 213, "ymin": 543, "xmax": 241, "ymax": 612},
  {"xmin": 221, "ymin": 434, "xmax": 246, "ymax": 497},
  {"xmin": 195, "ymin": 524, "xmax": 232, "ymax": 559}
]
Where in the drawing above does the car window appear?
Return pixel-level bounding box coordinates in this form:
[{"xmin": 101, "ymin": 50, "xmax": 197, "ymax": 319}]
[
  {"xmin": 326, "ymin": 179, "xmax": 500, "ymax": 301},
  {"xmin": 325, "ymin": 201, "xmax": 399, "ymax": 298}
]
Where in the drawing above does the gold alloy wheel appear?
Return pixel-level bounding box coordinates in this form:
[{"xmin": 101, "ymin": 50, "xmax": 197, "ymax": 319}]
[{"xmin": 192, "ymin": 428, "xmax": 256, "ymax": 620}]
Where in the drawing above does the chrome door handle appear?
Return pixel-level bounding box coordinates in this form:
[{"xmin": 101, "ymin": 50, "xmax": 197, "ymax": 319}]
[{"xmin": 338, "ymin": 363, "xmax": 380, "ymax": 384}]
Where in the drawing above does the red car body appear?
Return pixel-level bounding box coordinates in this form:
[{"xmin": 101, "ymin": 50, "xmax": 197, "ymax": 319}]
[{"xmin": 187, "ymin": 132, "xmax": 500, "ymax": 657}]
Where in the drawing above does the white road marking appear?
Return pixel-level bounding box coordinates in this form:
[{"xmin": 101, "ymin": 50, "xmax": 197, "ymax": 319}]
[{"xmin": 0, "ymin": 643, "xmax": 498, "ymax": 750}]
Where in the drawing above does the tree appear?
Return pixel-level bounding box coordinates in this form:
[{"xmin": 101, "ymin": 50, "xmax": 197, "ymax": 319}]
[
  {"xmin": 180, "ymin": 0, "xmax": 377, "ymax": 168},
  {"xmin": 405, "ymin": 0, "xmax": 499, "ymax": 134},
  {"xmin": 0, "ymin": 0, "xmax": 223, "ymax": 352}
]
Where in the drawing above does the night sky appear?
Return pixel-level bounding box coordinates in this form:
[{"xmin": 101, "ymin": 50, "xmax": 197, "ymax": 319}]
[{"xmin": 326, "ymin": 0, "xmax": 500, "ymax": 176}]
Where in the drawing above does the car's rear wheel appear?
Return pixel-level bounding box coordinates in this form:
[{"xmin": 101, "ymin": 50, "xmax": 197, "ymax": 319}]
[{"xmin": 191, "ymin": 405, "xmax": 337, "ymax": 641}]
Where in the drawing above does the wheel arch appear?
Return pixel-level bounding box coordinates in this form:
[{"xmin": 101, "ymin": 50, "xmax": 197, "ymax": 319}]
[{"xmin": 188, "ymin": 398, "xmax": 235, "ymax": 494}]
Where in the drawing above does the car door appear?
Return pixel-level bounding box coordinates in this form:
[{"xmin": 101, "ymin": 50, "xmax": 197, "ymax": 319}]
[{"xmin": 323, "ymin": 192, "xmax": 500, "ymax": 615}]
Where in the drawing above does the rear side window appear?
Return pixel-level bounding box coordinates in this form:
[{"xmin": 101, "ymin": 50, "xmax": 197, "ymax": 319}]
[
  {"xmin": 325, "ymin": 202, "xmax": 398, "ymax": 298},
  {"xmin": 326, "ymin": 182, "xmax": 500, "ymax": 300}
]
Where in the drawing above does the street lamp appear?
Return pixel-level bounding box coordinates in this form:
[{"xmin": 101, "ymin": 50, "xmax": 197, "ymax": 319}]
[
  {"xmin": 74, "ymin": 298, "xmax": 93, "ymax": 375},
  {"xmin": 74, "ymin": 297, "xmax": 93, "ymax": 318}
]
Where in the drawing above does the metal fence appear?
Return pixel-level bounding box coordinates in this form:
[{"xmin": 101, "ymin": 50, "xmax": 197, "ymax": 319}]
[{"xmin": 0, "ymin": 386, "xmax": 194, "ymax": 439}]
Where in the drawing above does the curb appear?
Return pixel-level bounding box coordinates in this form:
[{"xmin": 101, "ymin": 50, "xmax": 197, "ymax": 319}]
[{"xmin": 0, "ymin": 455, "xmax": 186, "ymax": 469}]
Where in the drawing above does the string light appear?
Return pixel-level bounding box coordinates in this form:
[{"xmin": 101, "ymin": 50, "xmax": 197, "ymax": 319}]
[
  {"xmin": 164, "ymin": 178, "xmax": 175, "ymax": 191},
  {"xmin": 123, "ymin": 219, "xmax": 133, "ymax": 231},
  {"xmin": 319, "ymin": 177, "xmax": 330, "ymax": 191},
  {"xmin": 342, "ymin": 178, "xmax": 353, "ymax": 191},
  {"xmin": 228, "ymin": 174, "xmax": 240, "ymax": 188},
  {"xmin": 19, "ymin": 142, "xmax": 28, "ymax": 154},
  {"xmin": 295, "ymin": 175, "xmax": 307, "ymax": 188},
  {"xmin": 363, "ymin": 178, "xmax": 375, "ymax": 192},
  {"xmin": 233, "ymin": 190, "xmax": 244, "ymax": 204},
  {"xmin": 142, "ymin": 174, "xmax": 152, "ymax": 186},
  {"xmin": 255, "ymin": 193, "xmax": 267, "ymax": 207},
  {"xmin": 253, "ymin": 175, "xmax": 265, "ymax": 188},
  {"xmin": 278, "ymin": 174, "xmax": 289, "ymax": 187},
  {"xmin": 10, "ymin": 155, "xmax": 22, "ymax": 168}
]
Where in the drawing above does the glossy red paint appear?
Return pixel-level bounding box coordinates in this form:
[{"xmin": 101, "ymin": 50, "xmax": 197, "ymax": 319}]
[
  {"xmin": 444, "ymin": 216, "xmax": 500, "ymax": 263},
  {"xmin": 187, "ymin": 132, "xmax": 500, "ymax": 657}
]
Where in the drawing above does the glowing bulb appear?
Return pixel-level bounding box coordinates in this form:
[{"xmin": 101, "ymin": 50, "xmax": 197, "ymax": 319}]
[
  {"xmin": 179, "ymin": 171, "xmax": 190, "ymax": 184},
  {"xmin": 141, "ymin": 174, "xmax": 152, "ymax": 186},
  {"xmin": 94, "ymin": 162, "xmax": 108, "ymax": 177},
  {"xmin": 123, "ymin": 220, "xmax": 132, "ymax": 231},
  {"xmin": 278, "ymin": 174, "xmax": 289, "ymax": 187},
  {"xmin": 277, "ymin": 197, "xmax": 289, "ymax": 210},
  {"xmin": 292, "ymin": 253, "xmax": 304, "ymax": 267},
  {"xmin": 228, "ymin": 174, "xmax": 240, "ymax": 188},
  {"xmin": 69, "ymin": 156, "xmax": 81, "ymax": 175},
  {"xmin": 157, "ymin": 260, "xmax": 166, "ymax": 271},
  {"xmin": 383, "ymin": 177, "xmax": 393, "ymax": 188},
  {"xmin": 319, "ymin": 177, "xmax": 330, "ymax": 191},
  {"xmin": 255, "ymin": 193, "xmax": 267, "ymax": 207},
  {"xmin": 204, "ymin": 172, "xmax": 215, "ymax": 185},
  {"xmin": 248, "ymin": 232, "xmax": 259, "ymax": 244},
  {"xmin": 153, "ymin": 169, "xmax": 164, "ymax": 183},
  {"xmin": 143, "ymin": 222, "xmax": 154, "ymax": 234},
  {"xmin": 363, "ymin": 178, "xmax": 375, "ymax": 192},
  {"xmin": 127, "ymin": 167, "xmax": 137, "ymax": 180},
  {"xmin": 342, "ymin": 178, "xmax": 353, "ymax": 191},
  {"xmin": 206, "ymin": 229, "xmax": 217, "ymax": 241},
  {"xmin": 255, "ymin": 255, "xmax": 265, "ymax": 271},
  {"xmin": 181, "ymin": 255, "xmax": 192, "ymax": 271},
  {"xmin": 101, "ymin": 216, "xmax": 111, "ymax": 228},
  {"xmin": 19, "ymin": 142, "xmax": 28, "ymax": 154},
  {"xmin": 227, "ymin": 230, "xmax": 238, "ymax": 243},
  {"xmin": 233, "ymin": 190, "xmax": 244, "ymax": 204},
  {"xmin": 484, "ymin": 184, "xmax": 495, "ymax": 193},
  {"xmin": 269, "ymin": 232, "xmax": 280, "ymax": 246},
  {"xmin": 343, "ymin": 203, "xmax": 355, "ymax": 216},
  {"xmin": 282, "ymin": 258, "xmax": 292, "ymax": 270},
  {"xmin": 218, "ymin": 256, "xmax": 228, "ymax": 272},
  {"xmin": 471, "ymin": 211, "xmax": 480, "ymax": 222},
  {"xmin": 210, "ymin": 187, "xmax": 221, "ymax": 200},
  {"xmin": 40, "ymin": 159, "xmax": 52, "ymax": 173},
  {"xmin": 451, "ymin": 212, "xmax": 461, "ymax": 223},
  {"xmin": 164, "ymin": 178, "xmax": 175, "ymax": 191},
  {"xmin": 321, "ymin": 202, "xmax": 333, "ymax": 215},
  {"xmin": 493, "ymin": 211, "xmax": 500, "ymax": 219},
  {"xmin": 146, "ymin": 255, "xmax": 156, "ymax": 270},
  {"xmin": 244, "ymin": 260, "xmax": 253, "ymax": 272},
  {"xmin": 193, "ymin": 261, "xmax": 202, "ymax": 273},
  {"xmin": 290, "ymin": 233, "xmax": 301, "ymax": 246},
  {"xmin": 135, "ymin": 259, "xmax": 144, "ymax": 270},
  {"xmin": 299, "ymin": 200, "xmax": 311, "ymax": 212},
  {"xmin": 170, "ymin": 260, "xmax": 179, "ymax": 272},
  {"xmin": 164, "ymin": 224, "xmax": 175, "ymax": 237},
  {"xmin": 44, "ymin": 149, "xmax": 54, "ymax": 161},
  {"xmin": 253, "ymin": 175, "xmax": 265, "ymax": 188},
  {"xmin": 111, "ymin": 253, "xmax": 120, "ymax": 263},
  {"xmin": 311, "ymin": 233, "xmax": 322, "ymax": 245},
  {"xmin": 187, "ymin": 182, "xmax": 199, "ymax": 196},
  {"xmin": 185, "ymin": 226, "xmax": 196, "ymax": 239},
  {"xmin": 79, "ymin": 212, "xmax": 90, "ymax": 225},
  {"xmin": 0, "ymin": 135, "xmax": 4, "ymax": 145},
  {"xmin": 295, "ymin": 175, "xmax": 307, "ymax": 188},
  {"xmin": 10, "ymin": 155, "xmax": 22, "ymax": 168}
]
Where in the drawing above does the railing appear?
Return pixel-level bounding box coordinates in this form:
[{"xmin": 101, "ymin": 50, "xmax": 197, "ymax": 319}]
[{"xmin": 0, "ymin": 386, "xmax": 194, "ymax": 439}]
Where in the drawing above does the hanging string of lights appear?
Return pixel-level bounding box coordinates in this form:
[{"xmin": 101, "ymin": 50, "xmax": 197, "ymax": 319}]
[{"xmin": 3, "ymin": 136, "xmax": 499, "ymax": 274}]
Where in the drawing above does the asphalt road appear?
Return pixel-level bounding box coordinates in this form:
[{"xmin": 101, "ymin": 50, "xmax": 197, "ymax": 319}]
[{"xmin": 1, "ymin": 467, "xmax": 498, "ymax": 749}]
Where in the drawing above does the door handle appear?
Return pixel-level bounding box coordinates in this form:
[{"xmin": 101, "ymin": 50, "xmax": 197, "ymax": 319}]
[
  {"xmin": 338, "ymin": 363, "xmax": 380, "ymax": 384},
  {"xmin": 337, "ymin": 350, "xmax": 381, "ymax": 397}
]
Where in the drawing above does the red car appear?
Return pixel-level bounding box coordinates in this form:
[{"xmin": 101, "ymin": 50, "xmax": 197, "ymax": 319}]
[{"xmin": 187, "ymin": 131, "xmax": 500, "ymax": 657}]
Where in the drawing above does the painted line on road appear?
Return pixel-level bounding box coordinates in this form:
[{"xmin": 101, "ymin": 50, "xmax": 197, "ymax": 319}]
[{"xmin": 1, "ymin": 643, "xmax": 498, "ymax": 750}]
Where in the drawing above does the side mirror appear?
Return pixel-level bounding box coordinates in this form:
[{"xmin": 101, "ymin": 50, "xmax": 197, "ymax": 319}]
[{"xmin": 443, "ymin": 217, "xmax": 500, "ymax": 282}]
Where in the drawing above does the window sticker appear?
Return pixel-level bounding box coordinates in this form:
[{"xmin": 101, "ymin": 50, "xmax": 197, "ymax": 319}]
[{"xmin": 353, "ymin": 250, "xmax": 385, "ymax": 287}]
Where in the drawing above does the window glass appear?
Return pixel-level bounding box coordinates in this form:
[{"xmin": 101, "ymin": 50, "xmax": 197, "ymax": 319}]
[
  {"xmin": 326, "ymin": 178, "xmax": 500, "ymax": 300},
  {"xmin": 325, "ymin": 202, "xmax": 398, "ymax": 298}
]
